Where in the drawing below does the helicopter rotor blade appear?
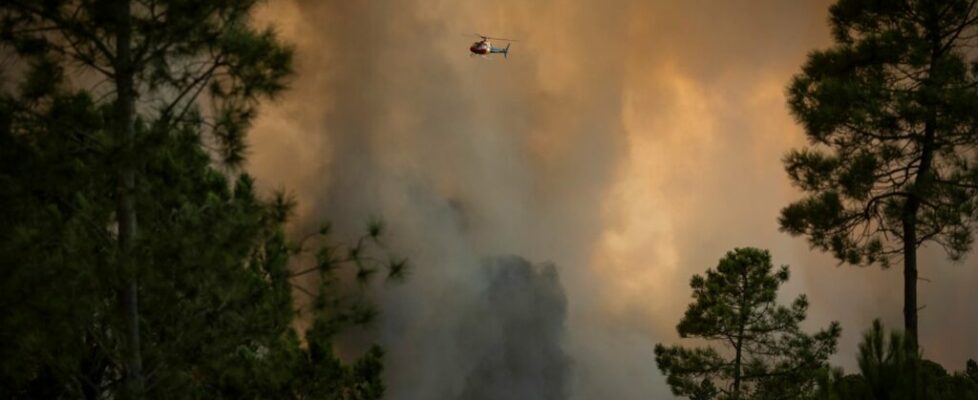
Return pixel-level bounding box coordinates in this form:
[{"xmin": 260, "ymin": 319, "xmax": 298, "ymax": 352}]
[{"xmin": 469, "ymin": 33, "xmax": 519, "ymax": 42}]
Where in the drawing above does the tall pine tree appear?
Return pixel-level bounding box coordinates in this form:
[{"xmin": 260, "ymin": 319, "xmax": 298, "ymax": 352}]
[
  {"xmin": 1, "ymin": 1, "xmax": 404, "ymax": 398},
  {"xmin": 780, "ymin": 0, "xmax": 978, "ymax": 347},
  {"xmin": 655, "ymin": 248, "xmax": 840, "ymax": 400},
  {"xmin": 2, "ymin": 1, "xmax": 292, "ymax": 394}
]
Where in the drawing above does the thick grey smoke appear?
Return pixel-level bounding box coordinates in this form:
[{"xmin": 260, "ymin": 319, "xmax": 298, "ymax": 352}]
[
  {"xmin": 247, "ymin": 0, "xmax": 978, "ymax": 399},
  {"xmin": 455, "ymin": 256, "xmax": 570, "ymax": 400},
  {"xmin": 249, "ymin": 0, "xmax": 638, "ymax": 397}
]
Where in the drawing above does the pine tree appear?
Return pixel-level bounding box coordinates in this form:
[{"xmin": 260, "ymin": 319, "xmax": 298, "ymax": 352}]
[
  {"xmin": 0, "ymin": 63, "xmax": 402, "ymax": 398},
  {"xmin": 1, "ymin": 2, "xmax": 404, "ymax": 398},
  {"xmin": 814, "ymin": 321, "xmax": 978, "ymax": 400},
  {"xmin": 655, "ymin": 248, "xmax": 840, "ymax": 400},
  {"xmin": 780, "ymin": 0, "xmax": 978, "ymax": 347},
  {"xmin": 2, "ymin": 1, "xmax": 292, "ymax": 395}
]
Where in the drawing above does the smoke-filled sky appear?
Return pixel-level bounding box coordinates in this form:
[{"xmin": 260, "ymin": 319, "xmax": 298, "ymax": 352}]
[{"xmin": 247, "ymin": 1, "xmax": 978, "ymax": 398}]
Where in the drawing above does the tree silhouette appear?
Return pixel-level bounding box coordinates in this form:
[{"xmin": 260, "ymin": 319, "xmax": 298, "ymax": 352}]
[
  {"xmin": 655, "ymin": 248, "xmax": 840, "ymax": 400},
  {"xmin": 781, "ymin": 0, "xmax": 978, "ymax": 347},
  {"xmin": 814, "ymin": 320, "xmax": 978, "ymax": 400},
  {"xmin": 1, "ymin": 1, "xmax": 292, "ymax": 394},
  {"xmin": 1, "ymin": 1, "xmax": 404, "ymax": 398}
]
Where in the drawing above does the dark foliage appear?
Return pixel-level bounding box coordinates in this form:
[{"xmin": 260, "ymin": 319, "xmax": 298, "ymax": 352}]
[
  {"xmin": 781, "ymin": 0, "xmax": 978, "ymax": 343},
  {"xmin": 816, "ymin": 321, "xmax": 978, "ymax": 400},
  {"xmin": 655, "ymin": 248, "xmax": 840, "ymax": 400},
  {"xmin": 0, "ymin": 1, "xmax": 403, "ymax": 398}
]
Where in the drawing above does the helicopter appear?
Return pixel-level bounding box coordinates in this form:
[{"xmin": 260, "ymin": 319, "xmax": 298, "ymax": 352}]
[{"xmin": 468, "ymin": 34, "xmax": 518, "ymax": 58}]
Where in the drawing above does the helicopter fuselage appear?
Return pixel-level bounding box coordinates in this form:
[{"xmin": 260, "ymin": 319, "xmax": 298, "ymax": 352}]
[
  {"xmin": 470, "ymin": 40, "xmax": 491, "ymax": 55},
  {"xmin": 470, "ymin": 39, "xmax": 510, "ymax": 57}
]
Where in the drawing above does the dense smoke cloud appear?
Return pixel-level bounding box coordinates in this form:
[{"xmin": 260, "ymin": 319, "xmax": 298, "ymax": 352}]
[
  {"xmin": 247, "ymin": 1, "xmax": 978, "ymax": 399},
  {"xmin": 250, "ymin": 1, "xmax": 632, "ymax": 396},
  {"xmin": 456, "ymin": 256, "xmax": 570, "ymax": 400}
]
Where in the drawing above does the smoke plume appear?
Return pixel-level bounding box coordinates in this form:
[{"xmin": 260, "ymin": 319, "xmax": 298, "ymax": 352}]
[
  {"xmin": 247, "ymin": 1, "xmax": 978, "ymax": 399},
  {"xmin": 455, "ymin": 256, "xmax": 570, "ymax": 400}
]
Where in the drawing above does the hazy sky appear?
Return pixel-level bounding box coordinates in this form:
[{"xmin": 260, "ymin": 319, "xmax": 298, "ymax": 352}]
[{"xmin": 247, "ymin": 1, "xmax": 978, "ymax": 398}]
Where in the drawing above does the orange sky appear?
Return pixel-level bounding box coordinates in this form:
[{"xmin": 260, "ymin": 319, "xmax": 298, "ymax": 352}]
[{"xmin": 248, "ymin": 1, "xmax": 978, "ymax": 398}]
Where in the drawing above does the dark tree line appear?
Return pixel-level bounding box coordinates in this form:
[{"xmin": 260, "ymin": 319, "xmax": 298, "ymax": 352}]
[
  {"xmin": 1, "ymin": 1, "xmax": 405, "ymax": 398},
  {"xmin": 655, "ymin": 248, "xmax": 978, "ymax": 400},
  {"xmin": 817, "ymin": 320, "xmax": 978, "ymax": 400}
]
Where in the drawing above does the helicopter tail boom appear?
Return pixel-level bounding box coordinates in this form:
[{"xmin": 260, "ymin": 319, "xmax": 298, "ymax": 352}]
[{"xmin": 489, "ymin": 43, "xmax": 511, "ymax": 58}]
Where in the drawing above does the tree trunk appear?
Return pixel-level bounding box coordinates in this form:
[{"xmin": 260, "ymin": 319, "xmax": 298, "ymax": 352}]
[
  {"xmin": 900, "ymin": 2, "xmax": 940, "ymax": 350},
  {"xmin": 903, "ymin": 110, "xmax": 935, "ymax": 400},
  {"xmin": 904, "ymin": 124, "xmax": 934, "ymax": 351},
  {"xmin": 901, "ymin": 214, "xmax": 918, "ymax": 345},
  {"xmin": 733, "ymin": 332, "xmax": 743, "ymax": 399},
  {"xmin": 732, "ymin": 269, "xmax": 748, "ymax": 399},
  {"xmin": 114, "ymin": 0, "xmax": 143, "ymax": 397}
]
